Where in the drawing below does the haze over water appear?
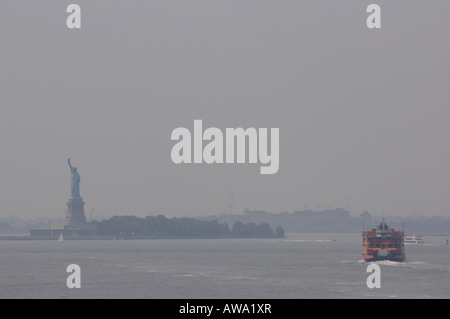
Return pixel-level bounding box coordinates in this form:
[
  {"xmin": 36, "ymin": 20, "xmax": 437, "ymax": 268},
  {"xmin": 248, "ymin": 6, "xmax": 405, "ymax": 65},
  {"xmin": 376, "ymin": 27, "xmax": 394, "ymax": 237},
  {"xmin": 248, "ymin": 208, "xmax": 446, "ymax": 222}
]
[{"xmin": 1, "ymin": 1, "xmax": 450, "ymax": 219}]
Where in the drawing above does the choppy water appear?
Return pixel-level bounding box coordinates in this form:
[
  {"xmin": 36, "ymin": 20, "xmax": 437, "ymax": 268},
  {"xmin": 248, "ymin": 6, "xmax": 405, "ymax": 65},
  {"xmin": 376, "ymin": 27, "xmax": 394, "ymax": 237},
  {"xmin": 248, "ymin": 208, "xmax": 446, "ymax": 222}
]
[{"xmin": 0, "ymin": 233, "xmax": 449, "ymax": 298}]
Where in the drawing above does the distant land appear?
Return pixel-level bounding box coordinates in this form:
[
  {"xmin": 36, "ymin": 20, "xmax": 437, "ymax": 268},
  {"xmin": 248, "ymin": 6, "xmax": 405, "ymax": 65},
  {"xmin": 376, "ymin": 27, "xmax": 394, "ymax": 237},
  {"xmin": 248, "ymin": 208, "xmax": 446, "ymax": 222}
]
[
  {"xmin": 0, "ymin": 214, "xmax": 284, "ymax": 239},
  {"xmin": 197, "ymin": 208, "xmax": 450, "ymax": 236},
  {"xmin": 1, "ymin": 208, "xmax": 449, "ymax": 237},
  {"xmin": 91, "ymin": 215, "xmax": 285, "ymax": 239}
]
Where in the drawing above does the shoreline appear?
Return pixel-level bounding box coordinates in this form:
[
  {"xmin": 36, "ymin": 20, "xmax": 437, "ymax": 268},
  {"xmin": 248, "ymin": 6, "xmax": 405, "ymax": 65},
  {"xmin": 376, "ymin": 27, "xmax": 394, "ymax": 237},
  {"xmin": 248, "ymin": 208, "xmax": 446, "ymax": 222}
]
[{"xmin": 0, "ymin": 234, "xmax": 285, "ymax": 241}]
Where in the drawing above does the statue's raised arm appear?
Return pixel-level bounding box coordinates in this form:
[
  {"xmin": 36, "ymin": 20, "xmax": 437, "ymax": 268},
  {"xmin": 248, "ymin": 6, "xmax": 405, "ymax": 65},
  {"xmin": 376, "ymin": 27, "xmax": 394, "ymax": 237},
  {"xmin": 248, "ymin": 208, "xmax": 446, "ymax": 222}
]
[{"xmin": 68, "ymin": 158, "xmax": 73, "ymax": 171}]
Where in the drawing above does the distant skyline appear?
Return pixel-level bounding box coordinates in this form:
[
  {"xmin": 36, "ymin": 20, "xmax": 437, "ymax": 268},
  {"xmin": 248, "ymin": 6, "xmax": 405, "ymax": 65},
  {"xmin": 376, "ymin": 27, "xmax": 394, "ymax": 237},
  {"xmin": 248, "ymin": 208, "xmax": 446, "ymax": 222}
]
[{"xmin": 1, "ymin": 1, "xmax": 449, "ymax": 219}]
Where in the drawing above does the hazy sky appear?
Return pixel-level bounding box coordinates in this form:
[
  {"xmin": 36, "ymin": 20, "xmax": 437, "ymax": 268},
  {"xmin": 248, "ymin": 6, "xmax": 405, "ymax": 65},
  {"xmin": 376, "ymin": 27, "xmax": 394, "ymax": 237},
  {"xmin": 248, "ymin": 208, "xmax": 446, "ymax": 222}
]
[{"xmin": 1, "ymin": 1, "xmax": 449, "ymax": 219}]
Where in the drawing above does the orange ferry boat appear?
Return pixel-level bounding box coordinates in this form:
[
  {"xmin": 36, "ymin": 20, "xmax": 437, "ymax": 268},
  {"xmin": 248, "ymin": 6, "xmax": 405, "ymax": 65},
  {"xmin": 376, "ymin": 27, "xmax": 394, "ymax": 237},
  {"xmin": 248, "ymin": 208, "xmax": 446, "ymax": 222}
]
[{"xmin": 362, "ymin": 219, "xmax": 405, "ymax": 262}]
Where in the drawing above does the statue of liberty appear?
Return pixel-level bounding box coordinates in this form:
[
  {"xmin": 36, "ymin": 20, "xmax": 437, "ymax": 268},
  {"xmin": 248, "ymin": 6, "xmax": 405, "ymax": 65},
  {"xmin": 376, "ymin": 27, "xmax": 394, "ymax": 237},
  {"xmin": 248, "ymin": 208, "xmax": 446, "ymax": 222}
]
[{"xmin": 67, "ymin": 158, "xmax": 81, "ymax": 199}]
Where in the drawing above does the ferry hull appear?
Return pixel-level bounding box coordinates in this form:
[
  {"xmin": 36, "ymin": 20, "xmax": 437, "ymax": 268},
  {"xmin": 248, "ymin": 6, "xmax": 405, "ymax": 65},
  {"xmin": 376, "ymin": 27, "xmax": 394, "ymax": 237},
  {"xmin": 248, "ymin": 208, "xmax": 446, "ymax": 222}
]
[{"xmin": 362, "ymin": 255, "xmax": 405, "ymax": 262}]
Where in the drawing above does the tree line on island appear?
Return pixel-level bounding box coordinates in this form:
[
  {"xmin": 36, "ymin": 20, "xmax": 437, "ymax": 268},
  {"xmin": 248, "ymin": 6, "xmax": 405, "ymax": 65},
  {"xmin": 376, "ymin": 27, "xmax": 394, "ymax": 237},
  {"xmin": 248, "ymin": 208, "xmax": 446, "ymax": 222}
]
[{"xmin": 91, "ymin": 215, "xmax": 285, "ymax": 239}]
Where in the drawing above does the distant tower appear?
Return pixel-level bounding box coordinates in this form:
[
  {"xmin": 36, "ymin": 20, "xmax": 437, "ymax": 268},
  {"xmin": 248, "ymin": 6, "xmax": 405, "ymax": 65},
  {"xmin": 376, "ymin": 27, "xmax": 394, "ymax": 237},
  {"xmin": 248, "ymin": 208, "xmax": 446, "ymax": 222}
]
[
  {"xmin": 412, "ymin": 204, "xmax": 418, "ymax": 217},
  {"xmin": 228, "ymin": 194, "xmax": 234, "ymax": 215}
]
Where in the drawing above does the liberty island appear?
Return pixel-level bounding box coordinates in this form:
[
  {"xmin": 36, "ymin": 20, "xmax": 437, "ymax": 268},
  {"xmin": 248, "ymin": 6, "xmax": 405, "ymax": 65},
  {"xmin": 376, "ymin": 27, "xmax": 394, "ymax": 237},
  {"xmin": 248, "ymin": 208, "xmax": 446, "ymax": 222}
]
[
  {"xmin": 0, "ymin": 159, "xmax": 284, "ymax": 240},
  {"xmin": 4, "ymin": 159, "xmax": 283, "ymax": 240}
]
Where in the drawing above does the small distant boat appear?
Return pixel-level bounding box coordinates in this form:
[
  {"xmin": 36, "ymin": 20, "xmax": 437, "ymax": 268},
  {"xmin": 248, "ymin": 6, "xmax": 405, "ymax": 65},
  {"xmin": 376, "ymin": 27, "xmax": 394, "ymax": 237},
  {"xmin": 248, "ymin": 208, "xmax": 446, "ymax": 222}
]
[
  {"xmin": 405, "ymin": 234, "xmax": 425, "ymax": 244},
  {"xmin": 57, "ymin": 233, "xmax": 64, "ymax": 243}
]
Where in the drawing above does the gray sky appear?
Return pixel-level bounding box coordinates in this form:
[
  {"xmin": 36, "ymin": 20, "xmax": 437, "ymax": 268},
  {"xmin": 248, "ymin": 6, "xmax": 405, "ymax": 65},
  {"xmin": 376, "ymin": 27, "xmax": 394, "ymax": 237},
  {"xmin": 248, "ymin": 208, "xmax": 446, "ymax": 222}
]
[{"xmin": 1, "ymin": 1, "xmax": 449, "ymax": 219}]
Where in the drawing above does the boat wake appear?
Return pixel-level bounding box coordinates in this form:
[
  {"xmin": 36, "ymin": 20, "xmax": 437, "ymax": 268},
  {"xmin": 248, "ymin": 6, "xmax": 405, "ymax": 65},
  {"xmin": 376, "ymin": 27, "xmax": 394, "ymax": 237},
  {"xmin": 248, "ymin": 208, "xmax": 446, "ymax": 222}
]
[
  {"xmin": 283, "ymin": 238, "xmax": 336, "ymax": 243},
  {"xmin": 373, "ymin": 260, "xmax": 407, "ymax": 266},
  {"xmin": 355, "ymin": 259, "xmax": 425, "ymax": 266}
]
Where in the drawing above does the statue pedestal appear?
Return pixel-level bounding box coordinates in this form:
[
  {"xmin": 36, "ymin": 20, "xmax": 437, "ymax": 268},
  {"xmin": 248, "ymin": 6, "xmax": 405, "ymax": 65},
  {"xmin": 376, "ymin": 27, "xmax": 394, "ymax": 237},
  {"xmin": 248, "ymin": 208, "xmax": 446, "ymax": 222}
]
[
  {"xmin": 63, "ymin": 197, "xmax": 97, "ymax": 235},
  {"xmin": 65, "ymin": 197, "xmax": 86, "ymax": 226}
]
